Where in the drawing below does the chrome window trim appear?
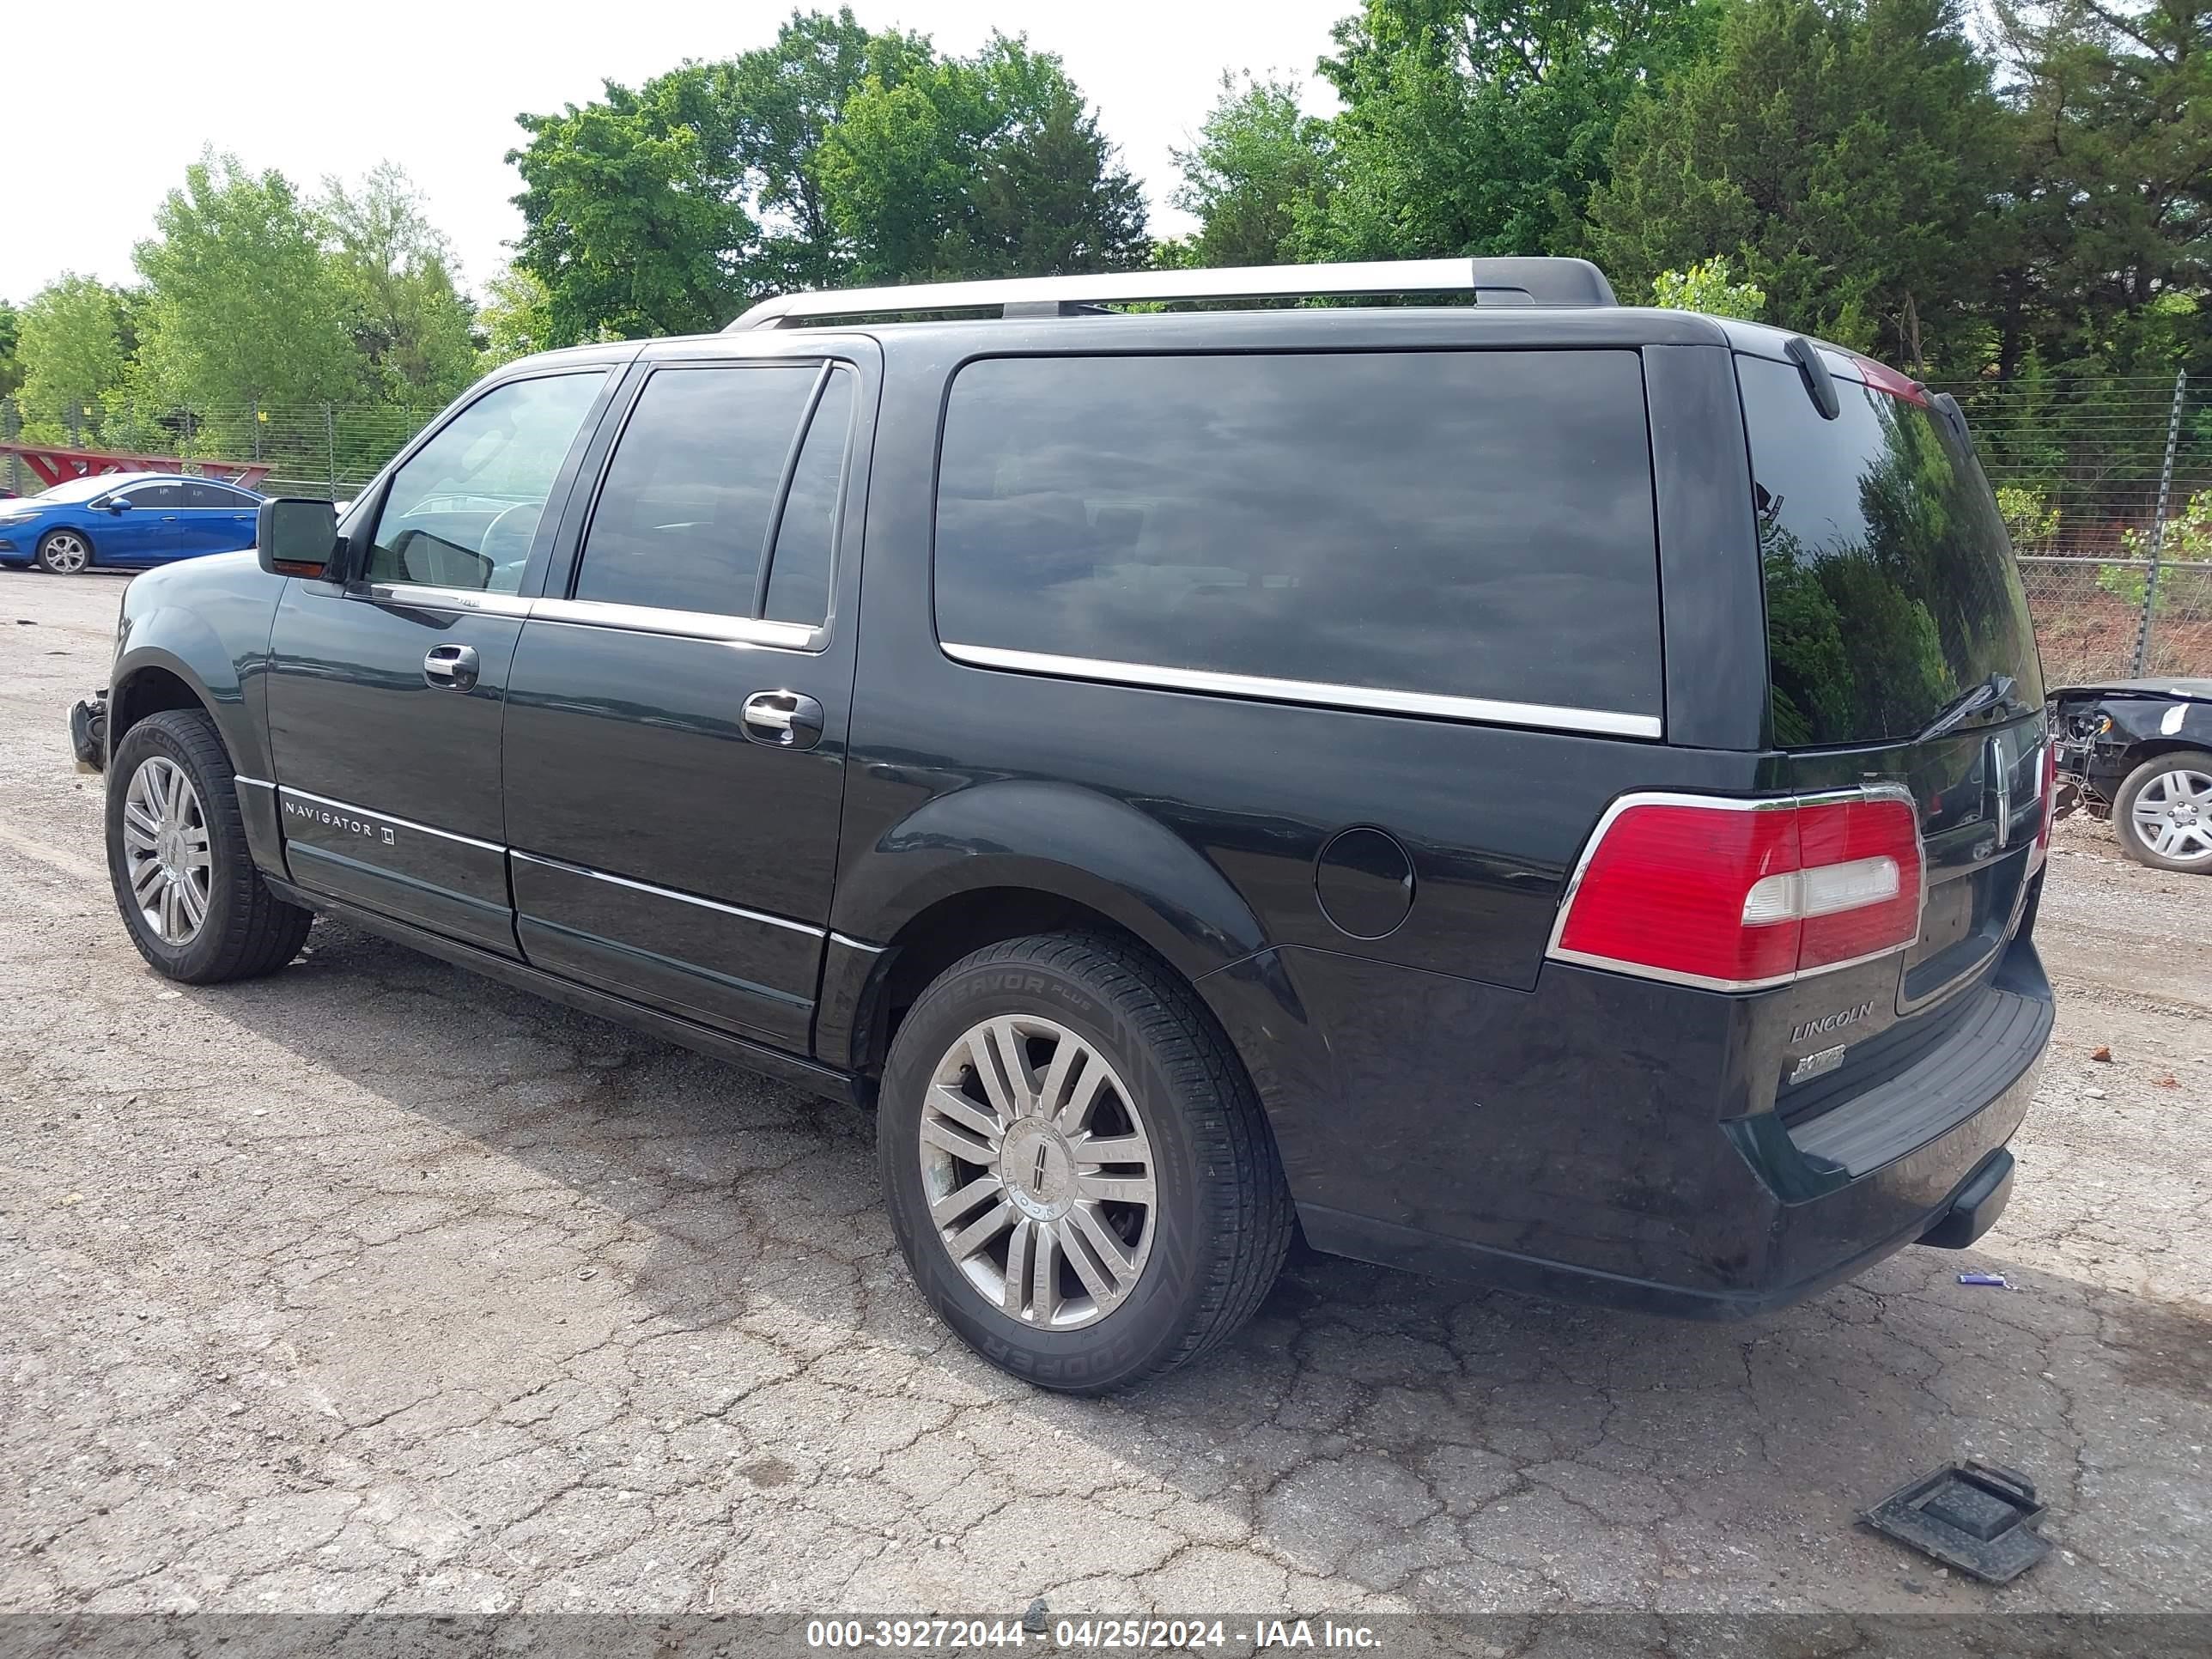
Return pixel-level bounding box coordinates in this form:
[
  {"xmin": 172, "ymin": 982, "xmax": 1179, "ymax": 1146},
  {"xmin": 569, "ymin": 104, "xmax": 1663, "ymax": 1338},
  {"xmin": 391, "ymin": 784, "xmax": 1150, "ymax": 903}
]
[
  {"xmin": 513, "ymin": 850, "xmax": 825, "ymax": 937},
  {"xmin": 354, "ymin": 582, "xmax": 534, "ymax": 619},
  {"xmin": 1543, "ymin": 784, "xmax": 1927, "ymax": 992},
  {"xmin": 531, "ymin": 597, "xmax": 822, "ymax": 653},
  {"xmin": 939, "ymin": 642, "xmax": 1664, "ymax": 740},
  {"xmin": 337, "ymin": 586, "xmax": 823, "ymax": 649},
  {"xmin": 276, "ymin": 786, "xmax": 504, "ymax": 854}
]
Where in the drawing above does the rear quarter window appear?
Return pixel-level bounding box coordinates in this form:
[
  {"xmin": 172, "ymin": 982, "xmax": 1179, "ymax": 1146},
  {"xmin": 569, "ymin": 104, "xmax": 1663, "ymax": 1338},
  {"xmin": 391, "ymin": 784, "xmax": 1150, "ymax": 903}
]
[{"xmin": 932, "ymin": 349, "xmax": 1662, "ymax": 722}]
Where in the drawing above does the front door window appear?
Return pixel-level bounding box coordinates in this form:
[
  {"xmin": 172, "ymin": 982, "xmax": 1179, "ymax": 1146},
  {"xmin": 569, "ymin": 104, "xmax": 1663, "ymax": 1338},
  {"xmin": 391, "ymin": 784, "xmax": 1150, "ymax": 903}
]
[{"xmin": 364, "ymin": 372, "xmax": 606, "ymax": 593}]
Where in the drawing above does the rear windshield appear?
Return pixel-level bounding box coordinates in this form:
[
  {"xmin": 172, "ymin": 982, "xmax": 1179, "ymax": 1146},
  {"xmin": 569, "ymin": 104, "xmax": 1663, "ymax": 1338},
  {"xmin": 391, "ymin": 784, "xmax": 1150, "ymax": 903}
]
[
  {"xmin": 1739, "ymin": 354, "xmax": 2044, "ymax": 749},
  {"xmin": 933, "ymin": 349, "xmax": 1662, "ymax": 722}
]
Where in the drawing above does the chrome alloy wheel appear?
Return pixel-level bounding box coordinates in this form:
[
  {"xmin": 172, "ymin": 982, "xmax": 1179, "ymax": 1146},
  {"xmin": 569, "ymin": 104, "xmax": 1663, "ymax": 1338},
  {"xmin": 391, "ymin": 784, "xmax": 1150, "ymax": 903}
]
[
  {"xmin": 2130, "ymin": 766, "xmax": 2212, "ymax": 864},
  {"xmin": 40, "ymin": 531, "xmax": 90, "ymax": 574},
  {"xmin": 122, "ymin": 756, "xmax": 212, "ymax": 945},
  {"xmin": 918, "ymin": 1016, "xmax": 1158, "ymax": 1330}
]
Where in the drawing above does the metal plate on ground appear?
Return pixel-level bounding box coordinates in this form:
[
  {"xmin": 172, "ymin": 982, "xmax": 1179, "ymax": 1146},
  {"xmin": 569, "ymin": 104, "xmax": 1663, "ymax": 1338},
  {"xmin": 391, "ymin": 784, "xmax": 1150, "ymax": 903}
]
[{"xmin": 1861, "ymin": 1459, "xmax": 2051, "ymax": 1583}]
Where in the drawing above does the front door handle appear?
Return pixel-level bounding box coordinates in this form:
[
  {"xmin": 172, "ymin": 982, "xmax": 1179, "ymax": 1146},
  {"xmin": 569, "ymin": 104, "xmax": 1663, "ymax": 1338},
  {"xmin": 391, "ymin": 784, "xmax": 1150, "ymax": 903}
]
[
  {"xmin": 742, "ymin": 690, "xmax": 823, "ymax": 749},
  {"xmin": 424, "ymin": 642, "xmax": 479, "ymax": 690}
]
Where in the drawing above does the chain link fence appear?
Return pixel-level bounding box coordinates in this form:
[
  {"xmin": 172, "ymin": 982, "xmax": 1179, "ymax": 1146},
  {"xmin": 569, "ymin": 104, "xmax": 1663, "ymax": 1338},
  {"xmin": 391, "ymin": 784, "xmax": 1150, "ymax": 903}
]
[
  {"xmin": 1933, "ymin": 369, "xmax": 2212, "ymax": 684},
  {"xmin": 2, "ymin": 396, "xmax": 440, "ymax": 503},
  {"xmin": 7, "ymin": 372, "xmax": 2210, "ymax": 682}
]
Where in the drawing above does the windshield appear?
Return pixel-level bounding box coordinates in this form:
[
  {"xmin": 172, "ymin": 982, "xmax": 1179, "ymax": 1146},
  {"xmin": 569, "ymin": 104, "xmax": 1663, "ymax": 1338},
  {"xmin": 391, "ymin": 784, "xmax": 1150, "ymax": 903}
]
[
  {"xmin": 1740, "ymin": 354, "xmax": 2045, "ymax": 749},
  {"xmin": 32, "ymin": 475, "xmax": 130, "ymax": 502}
]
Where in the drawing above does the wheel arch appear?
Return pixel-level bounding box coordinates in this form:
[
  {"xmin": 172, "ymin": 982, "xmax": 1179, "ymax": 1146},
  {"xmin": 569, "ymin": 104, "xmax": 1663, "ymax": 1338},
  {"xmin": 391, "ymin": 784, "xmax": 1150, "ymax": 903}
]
[
  {"xmin": 107, "ymin": 638, "xmax": 286, "ymax": 881},
  {"xmin": 819, "ymin": 781, "xmax": 1274, "ymax": 1082},
  {"xmin": 109, "ymin": 662, "xmax": 214, "ymax": 751},
  {"xmin": 2118, "ymin": 735, "xmax": 2212, "ymax": 773}
]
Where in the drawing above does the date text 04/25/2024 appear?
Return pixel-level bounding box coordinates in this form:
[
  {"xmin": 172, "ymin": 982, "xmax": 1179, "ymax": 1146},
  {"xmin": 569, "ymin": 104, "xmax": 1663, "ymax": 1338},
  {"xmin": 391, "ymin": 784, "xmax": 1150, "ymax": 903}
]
[{"xmin": 804, "ymin": 1619, "xmax": 1383, "ymax": 1650}]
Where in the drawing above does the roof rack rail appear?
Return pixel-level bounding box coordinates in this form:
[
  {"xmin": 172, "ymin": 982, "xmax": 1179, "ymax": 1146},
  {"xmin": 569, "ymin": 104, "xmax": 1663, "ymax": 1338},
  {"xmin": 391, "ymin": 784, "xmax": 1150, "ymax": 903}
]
[{"xmin": 724, "ymin": 257, "xmax": 1616, "ymax": 331}]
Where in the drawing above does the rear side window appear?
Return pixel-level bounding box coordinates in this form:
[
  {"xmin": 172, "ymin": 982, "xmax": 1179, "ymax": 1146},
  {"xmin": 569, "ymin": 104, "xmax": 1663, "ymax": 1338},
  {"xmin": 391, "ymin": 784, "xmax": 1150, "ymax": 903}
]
[
  {"xmin": 933, "ymin": 350, "xmax": 1661, "ymax": 720},
  {"xmin": 1740, "ymin": 355, "xmax": 2045, "ymax": 748},
  {"xmin": 574, "ymin": 365, "xmax": 817, "ymax": 614}
]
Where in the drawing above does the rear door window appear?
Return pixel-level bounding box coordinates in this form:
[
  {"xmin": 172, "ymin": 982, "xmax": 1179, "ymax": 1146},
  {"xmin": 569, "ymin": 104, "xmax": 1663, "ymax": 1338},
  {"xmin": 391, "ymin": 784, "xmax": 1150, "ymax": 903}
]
[
  {"xmin": 933, "ymin": 350, "xmax": 1662, "ymax": 722},
  {"xmin": 1739, "ymin": 354, "xmax": 2044, "ymax": 748},
  {"xmin": 572, "ymin": 365, "xmax": 817, "ymax": 616}
]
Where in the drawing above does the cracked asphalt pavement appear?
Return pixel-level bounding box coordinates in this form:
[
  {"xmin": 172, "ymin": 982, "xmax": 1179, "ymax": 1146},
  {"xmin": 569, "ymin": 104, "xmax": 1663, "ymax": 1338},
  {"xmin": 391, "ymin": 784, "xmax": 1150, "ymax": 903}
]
[{"xmin": 3, "ymin": 570, "xmax": 2209, "ymax": 1620}]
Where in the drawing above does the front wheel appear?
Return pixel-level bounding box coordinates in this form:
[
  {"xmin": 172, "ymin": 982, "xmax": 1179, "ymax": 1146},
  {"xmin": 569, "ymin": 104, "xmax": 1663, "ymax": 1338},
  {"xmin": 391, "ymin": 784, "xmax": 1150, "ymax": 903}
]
[
  {"xmin": 879, "ymin": 933, "xmax": 1291, "ymax": 1394},
  {"xmin": 2114, "ymin": 750, "xmax": 2212, "ymax": 873},
  {"xmin": 36, "ymin": 528, "xmax": 92, "ymax": 574},
  {"xmin": 106, "ymin": 708, "xmax": 314, "ymax": 981}
]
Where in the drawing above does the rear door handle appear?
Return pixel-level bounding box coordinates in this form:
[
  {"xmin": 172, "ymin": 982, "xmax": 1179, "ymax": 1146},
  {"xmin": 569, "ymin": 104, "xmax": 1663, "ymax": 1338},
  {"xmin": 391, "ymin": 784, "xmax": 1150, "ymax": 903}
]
[
  {"xmin": 742, "ymin": 690, "xmax": 823, "ymax": 749},
  {"xmin": 424, "ymin": 642, "xmax": 479, "ymax": 690}
]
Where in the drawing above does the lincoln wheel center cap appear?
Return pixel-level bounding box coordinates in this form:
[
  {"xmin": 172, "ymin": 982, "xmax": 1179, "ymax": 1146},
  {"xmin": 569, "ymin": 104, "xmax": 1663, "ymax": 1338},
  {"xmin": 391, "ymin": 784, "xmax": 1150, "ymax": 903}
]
[{"xmin": 998, "ymin": 1120, "xmax": 1076, "ymax": 1222}]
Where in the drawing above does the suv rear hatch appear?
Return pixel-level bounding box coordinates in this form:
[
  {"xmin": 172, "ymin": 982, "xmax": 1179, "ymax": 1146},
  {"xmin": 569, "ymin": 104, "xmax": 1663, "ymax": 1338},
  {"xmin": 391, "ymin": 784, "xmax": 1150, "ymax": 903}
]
[{"xmin": 1737, "ymin": 344, "xmax": 2048, "ymax": 1066}]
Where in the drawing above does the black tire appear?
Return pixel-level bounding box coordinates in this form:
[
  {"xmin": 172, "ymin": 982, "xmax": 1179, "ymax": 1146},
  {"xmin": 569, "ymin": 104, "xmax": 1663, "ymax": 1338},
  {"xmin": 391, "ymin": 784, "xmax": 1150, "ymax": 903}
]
[
  {"xmin": 879, "ymin": 932, "xmax": 1291, "ymax": 1394},
  {"xmin": 2112, "ymin": 748, "xmax": 2212, "ymax": 874},
  {"xmin": 35, "ymin": 527, "xmax": 94, "ymax": 574},
  {"xmin": 106, "ymin": 708, "xmax": 313, "ymax": 982}
]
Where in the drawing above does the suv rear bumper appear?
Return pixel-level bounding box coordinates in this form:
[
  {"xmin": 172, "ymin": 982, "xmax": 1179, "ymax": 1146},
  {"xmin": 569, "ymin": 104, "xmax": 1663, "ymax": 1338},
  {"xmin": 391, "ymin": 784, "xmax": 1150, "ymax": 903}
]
[
  {"xmin": 1243, "ymin": 935, "xmax": 2051, "ymax": 1320},
  {"xmin": 1302, "ymin": 1103, "xmax": 2030, "ymax": 1321}
]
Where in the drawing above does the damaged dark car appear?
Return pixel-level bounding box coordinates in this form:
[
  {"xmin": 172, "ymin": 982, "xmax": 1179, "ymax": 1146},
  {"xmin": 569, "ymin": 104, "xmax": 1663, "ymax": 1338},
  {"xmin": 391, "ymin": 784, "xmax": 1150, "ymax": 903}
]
[{"xmin": 2049, "ymin": 679, "xmax": 2212, "ymax": 872}]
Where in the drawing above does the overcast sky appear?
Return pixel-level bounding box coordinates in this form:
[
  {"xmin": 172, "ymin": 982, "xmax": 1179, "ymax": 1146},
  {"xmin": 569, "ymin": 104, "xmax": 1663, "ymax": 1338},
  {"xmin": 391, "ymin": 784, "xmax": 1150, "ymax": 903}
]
[{"xmin": 5, "ymin": 0, "xmax": 1351, "ymax": 306}]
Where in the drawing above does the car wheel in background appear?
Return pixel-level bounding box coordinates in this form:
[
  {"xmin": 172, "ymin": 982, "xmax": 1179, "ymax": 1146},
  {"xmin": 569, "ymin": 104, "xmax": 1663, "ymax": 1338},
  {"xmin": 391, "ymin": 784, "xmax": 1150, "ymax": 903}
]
[
  {"xmin": 2114, "ymin": 749, "xmax": 2212, "ymax": 873},
  {"xmin": 878, "ymin": 932, "xmax": 1292, "ymax": 1395},
  {"xmin": 35, "ymin": 528, "xmax": 93, "ymax": 574},
  {"xmin": 106, "ymin": 708, "xmax": 314, "ymax": 982}
]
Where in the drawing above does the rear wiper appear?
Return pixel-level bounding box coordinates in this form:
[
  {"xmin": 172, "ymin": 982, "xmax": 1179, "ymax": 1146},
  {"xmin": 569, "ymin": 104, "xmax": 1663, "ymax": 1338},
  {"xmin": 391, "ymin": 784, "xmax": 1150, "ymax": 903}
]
[{"xmin": 1916, "ymin": 673, "xmax": 2019, "ymax": 742}]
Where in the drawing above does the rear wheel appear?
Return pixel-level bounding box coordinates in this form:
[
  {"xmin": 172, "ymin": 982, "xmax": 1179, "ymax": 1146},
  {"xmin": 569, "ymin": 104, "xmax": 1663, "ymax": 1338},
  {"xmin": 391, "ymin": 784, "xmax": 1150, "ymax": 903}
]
[
  {"xmin": 35, "ymin": 528, "xmax": 92, "ymax": 574},
  {"xmin": 878, "ymin": 933, "xmax": 1291, "ymax": 1394},
  {"xmin": 106, "ymin": 709, "xmax": 313, "ymax": 981},
  {"xmin": 2114, "ymin": 750, "xmax": 2212, "ymax": 873}
]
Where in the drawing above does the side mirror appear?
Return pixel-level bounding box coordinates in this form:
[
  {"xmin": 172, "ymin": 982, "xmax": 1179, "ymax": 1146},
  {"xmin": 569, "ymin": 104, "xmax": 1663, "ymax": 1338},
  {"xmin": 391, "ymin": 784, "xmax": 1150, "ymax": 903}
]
[
  {"xmin": 256, "ymin": 498, "xmax": 342, "ymax": 579},
  {"xmin": 93, "ymin": 495, "xmax": 126, "ymax": 513}
]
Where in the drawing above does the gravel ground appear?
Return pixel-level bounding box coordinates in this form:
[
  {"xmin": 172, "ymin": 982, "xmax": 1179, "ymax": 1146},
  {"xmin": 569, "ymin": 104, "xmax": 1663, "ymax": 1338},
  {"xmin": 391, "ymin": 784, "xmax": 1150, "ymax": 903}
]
[{"xmin": 2, "ymin": 568, "xmax": 2207, "ymax": 1620}]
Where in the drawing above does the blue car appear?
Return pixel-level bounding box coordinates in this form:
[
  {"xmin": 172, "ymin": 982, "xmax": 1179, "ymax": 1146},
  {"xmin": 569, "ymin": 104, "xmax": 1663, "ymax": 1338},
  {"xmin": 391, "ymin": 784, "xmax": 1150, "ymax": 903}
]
[{"xmin": 0, "ymin": 472, "xmax": 265, "ymax": 574}]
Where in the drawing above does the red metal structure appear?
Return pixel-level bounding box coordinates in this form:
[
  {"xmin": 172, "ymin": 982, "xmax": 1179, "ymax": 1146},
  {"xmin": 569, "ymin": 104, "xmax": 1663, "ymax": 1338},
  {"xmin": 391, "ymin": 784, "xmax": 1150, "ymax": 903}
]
[{"xmin": 0, "ymin": 441, "xmax": 271, "ymax": 492}]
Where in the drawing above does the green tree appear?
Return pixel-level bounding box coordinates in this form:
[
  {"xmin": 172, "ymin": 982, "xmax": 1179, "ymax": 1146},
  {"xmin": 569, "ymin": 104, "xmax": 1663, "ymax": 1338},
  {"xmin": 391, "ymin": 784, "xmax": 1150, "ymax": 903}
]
[
  {"xmin": 320, "ymin": 163, "xmax": 480, "ymax": 404},
  {"xmin": 508, "ymin": 11, "xmax": 929, "ymax": 342},
  {"xmin": 510, "ymin": 64, "xmax": 758, "ymax": 342},
  {"xmin": 1307, "ymin": 0, "xmax": 1718, "ymax": 264},
  {"xmin": 477, "ymin": 264, "xmax": 556, "ymax": 368},
  {"xmin": 15, "ymin": 275, "xmax": 131, "ymax": 428},
  {"xmin": 817, "ymin": 34, "xmax": 1149, "ymax": 283},
  {"xmin": 1590, "ymin": 0, "xmax": 2010, "ymax": 372},
  {"xmin": 1650, "ymin": 255, "xmax": 1766, "ymax": 318},
  {"xmin": 1990, "ymin": 0, "xmax": 2212, "ymax": 380},
  {"xmin": 1170, "ymin": 73, "xmax": 1333, "ymax": 267},
  {"xmin": 0, "ymin": 301, "xmax": 21, "ymax": 400},
  {"xmin": 133, "ymin": 153, "xmax": 358, "ymax": 407},
  {"xmin": 2101, "ymin": 490, "xmax": 2212, "ymax": 612},
  {"xmin": 726, "ymin": 9, "xmax": 931, "ymax": 291}
]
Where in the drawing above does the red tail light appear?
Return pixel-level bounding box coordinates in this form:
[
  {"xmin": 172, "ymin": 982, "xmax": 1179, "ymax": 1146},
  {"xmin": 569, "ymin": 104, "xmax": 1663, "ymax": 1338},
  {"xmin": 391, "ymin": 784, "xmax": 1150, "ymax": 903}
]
[
  {"xmin": 1549, "ymin": 789, "xmax": 1924, "ymax": 992},
  {"xmin": 2028, "ymin": 732, "xmax": 2057, "ymax": 873}
]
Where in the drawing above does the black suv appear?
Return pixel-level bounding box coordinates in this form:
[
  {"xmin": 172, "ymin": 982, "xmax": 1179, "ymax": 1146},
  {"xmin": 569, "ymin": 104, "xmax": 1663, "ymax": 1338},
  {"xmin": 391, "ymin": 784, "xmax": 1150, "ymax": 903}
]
[{"xmin": 77, "ymin": 258, "xmax": 2055, "ymax": 1393}]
